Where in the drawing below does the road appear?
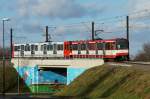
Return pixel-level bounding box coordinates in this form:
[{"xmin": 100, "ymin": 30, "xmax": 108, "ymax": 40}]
[{"xmin": 0, "ymin": 94, "xmax": 75, "ymax": 99}]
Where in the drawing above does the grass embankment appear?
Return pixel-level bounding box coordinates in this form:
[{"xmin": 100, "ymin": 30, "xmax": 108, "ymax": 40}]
[
  {"xmin": 56, "ymin": 65, "xmax": 150, "ymax": 99},
  {"xmin": 0, "ymin": 60, "xmax": 30, "ymax": 93}
]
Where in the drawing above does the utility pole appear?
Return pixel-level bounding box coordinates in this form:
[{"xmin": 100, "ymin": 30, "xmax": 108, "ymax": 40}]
[
  {"xmin": 92, "ymin": 21, "xmax": 95, "ymax": 40},
  {"xmin": 2, "ymin": 18, "xmax": 10, "ymax": 95},
  {"xmin": 45, "ymin": 26, "xmax": 49, "ymax": 42},
  {"xmin": 126, "ymin": 16, "xmax": 130, "ymax": 61},
  {"xmin": 10, "ymin": 28, "xmax": 13, "ymax": 59},
  {"xmin": 2, "ymin": 20, "xmax": 5, "ymax": 95}
]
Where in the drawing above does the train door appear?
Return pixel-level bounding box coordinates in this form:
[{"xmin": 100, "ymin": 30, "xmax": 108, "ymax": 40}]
[
  {"xmin": 80, "ymin": 43, "xmax": 86, "ymax": 58},
  {"xmin": 97, "ymin": 42, "xmax": 105, "ymax": 58},
  {"xmin": 105, "ymin": 42, "xmax": 115, "ymax": 58},
  {"xmin": 20, "ymin": 45, "xmax": 24, "ymax": 57},
  {"xmin": 53, "ymin": 44, "xmax": 57, "ymax": 54},
  {"xmin": 57, "ymin": 44, "xmax": 63, "ymax": 57},
  {"xmin": 102, "ymin": 42, "xmax": 106, "ymax": 58},
  {"xmin": 43, "ymin": 44, "xmax": 47, "ymax": 55},
  {"xmin": 111, "ymin": 42, "xmax": 116, "ymax": 56},
  {"xmin": 47, "ymin": 44, "xmax": 53, "ymax": 56},
  {"xmin": 86, "ymin": 42, "xmax": 89, "ymax": 55},
  {"xmin": 64, "ymin": 41, "xmax": 72, "ymax": 58},
  {"xmin": 31, "ymin": 44, "xmax": 35, "ymax": 56},
  {"xmin": 78, "ymin": 43, "xmax": 81, "ymax": 55},
  {"xmin": 95, "ymin": 43, "xmax": 98, "ymax": 55},
  {"xmin": 88, "ymin": 42, "xmax": 96, "ymax": 58},
  {"xmin": 25, "ymin": 44, "xmax": 30, "ymax": 57}
]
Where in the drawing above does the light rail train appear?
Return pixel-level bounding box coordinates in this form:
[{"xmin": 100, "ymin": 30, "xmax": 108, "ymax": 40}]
[{"xmin": 12, "ymin": 38, "xmax": 129, "ymax": 61}]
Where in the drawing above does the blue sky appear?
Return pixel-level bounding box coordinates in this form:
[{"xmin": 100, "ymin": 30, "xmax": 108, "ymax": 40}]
[{"xmin": 0, "ymin": 0, "xmax": 150, "ymax": 56}]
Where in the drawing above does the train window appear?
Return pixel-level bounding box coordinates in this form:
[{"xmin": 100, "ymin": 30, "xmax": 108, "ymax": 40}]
[
  {"xmin": 15, "ymin": 46, "xmax": 20, "ymax": 51},
  {"xmin": 78, "ymin": 44, "xmax": 81, "ymax": 54},
  {"xmin": 25, "ymin": 45, "xmax": 27, "ymax": 51},
  {"xmin": 72, "ymin": 44, "xmax": 78, "ymax": 50},
  {"xmin": 31, "ymin": 45, "xmax": 34, "ymax": 50},
  {"xmin": 110, "ymin": 42, "xmax": 116, "ymax": 50},
  {"xmin": 117, "ymin": 43, "xmax": 128, "ymax": 49},
  {"xmin": 78, "ymin": 44, "xmax": 81, "ymax": 50},
  {"xmin": 53, "ymin": 44, "xmax": 57, "ymax": 54},
  {"xmin": 25, "ymin": 44, "xmax": 30, "ymax": 51},
  {"xmin": 105, "ymin": 43, "xmax": 110, "ymax": 50},
  {"xmin": 117, "ymin": 39, "xmax": 128, "ymax": 49},
  {"xmin": 86, "ymin": 43, "xmax": 89, "ymax": 54},
  {"xmin": 57, "ymin": 44, "xmax": 63, "ymax": 50},
  {"xmin": 43, "ymin": 44, "xmax": 47, "ymax": 50},
  {"xmin": 28, "ymin": 45, "xmax": 30, "ymax": 51},
  {"xmin": 41, "ymin": 45, "xmax": 43, "ymax": 51},
  {"xmin": 14, "ymin": 46, "xmax": 17, "ymax": 51},
  {"xmin": 97, "ymin": 43, "xmax": 103, "ymax": 50},
  {"xmin": 81, "ymin": 44, "xmax": 86, "ymax": 50},
  {"xmin": 105, "ymin": 42, "xmax": 116, "ymax": 50},
  {"xmin": 21, "ymin": 45, "xmax": 24, "ymax": 51},
  {"xmin": 47, "ymin": 45, "xmax": 53, "ymax": 51},
  {"xmin": 35, "ymin": 45, "xmax": 38, "ymax": 51},
  {"xmin": 69, "ymin": 45, "xmax": 72, "ymax": 50},
  {"xmin": 88, "ymin": 43, "xmax": 96, "ymax": 50}
]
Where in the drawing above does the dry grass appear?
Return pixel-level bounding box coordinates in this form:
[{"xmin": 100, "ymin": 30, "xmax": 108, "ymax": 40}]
[
  {"xmin": 56, "ymin": 65, "xmax": 150, "ymax": 99},
  {"xmin": 0, "ymin": 60, "xmax": 30, "ymax": 93}
]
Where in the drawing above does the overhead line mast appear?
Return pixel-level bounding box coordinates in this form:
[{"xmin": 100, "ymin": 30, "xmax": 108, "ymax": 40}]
[
  {"xmin": 92, "ymin": 22, "xmax": 95, "ymax": 40},
  {"xmin": 126, "ymin": 16, "xmax": 130, "ymax": 61},
  {"xmin": 45, "ymin": 26, "xmax": 49, "ymax": 42}
]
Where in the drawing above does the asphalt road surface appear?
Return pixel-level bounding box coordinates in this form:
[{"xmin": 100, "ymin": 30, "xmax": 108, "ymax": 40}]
[{"xmin": 0, "ymin": 94, "xmax": 75, "ymax": 99}]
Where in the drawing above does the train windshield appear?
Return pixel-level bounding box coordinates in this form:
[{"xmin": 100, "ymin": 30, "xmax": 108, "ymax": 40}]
[{"xmin": 116, "ymin": 39, "xmax": 128, "ymax": 49}]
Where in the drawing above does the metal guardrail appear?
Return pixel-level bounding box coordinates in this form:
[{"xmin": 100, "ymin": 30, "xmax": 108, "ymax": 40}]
[
  {"xmin": 106, "ymin": 61, "xmax": 150, "ymax": 67},
  {"xmin": 123, "ymin": 61, "xmax": 150, "ymax": 65}
]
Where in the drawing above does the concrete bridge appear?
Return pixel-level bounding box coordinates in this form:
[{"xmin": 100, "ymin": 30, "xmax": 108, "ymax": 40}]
[
  {"xmin": 12, "ymin": 58, "xmax": 104, "ymax": 68},
  {"xmin": 11, "ymin": 58, "xmax": 104, "ymax": 93}
]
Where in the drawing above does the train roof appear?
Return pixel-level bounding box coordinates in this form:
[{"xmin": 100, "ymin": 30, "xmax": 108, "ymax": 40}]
[
  {"xmin": 14, "ymin": 38, "xmax": 127, "ymax": 45},
  {"xmin": 14, "ymin": 41, "xmax": 64, "ymax": 45},
  {"xmin": 66, "ymin": 38, "xmax": 127, "ymax": 43}
]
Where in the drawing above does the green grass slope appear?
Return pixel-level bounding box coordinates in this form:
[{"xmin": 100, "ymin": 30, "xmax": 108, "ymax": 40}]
[{"xmin": 56, "ymin": 65, "xmax": 150, "ymax": 99}]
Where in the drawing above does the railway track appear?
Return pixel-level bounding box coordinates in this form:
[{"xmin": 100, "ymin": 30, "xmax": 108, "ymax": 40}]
[
  {"xmin": 107, "ymin": 61, "xmax": 150, "ymax": 66},
  {"xmin": 124, "ymin": 61, "xmax": 150, "ymax": 65},
  {"xmin": 106, "ymin": 61, "xmax": 150, "ymax": 71}
]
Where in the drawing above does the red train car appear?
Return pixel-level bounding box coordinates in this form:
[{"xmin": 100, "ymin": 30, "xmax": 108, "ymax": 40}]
[{"xmin": 64, "ymin": 38, "xmax": 129, "ymax": 61}]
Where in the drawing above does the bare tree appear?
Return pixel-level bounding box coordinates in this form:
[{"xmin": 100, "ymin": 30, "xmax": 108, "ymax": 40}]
[
  {"xmin": 0, "ymin": 46, "xmax": 11, "ymax": 59},
  {"xmin": 134, "ymin": 43, "xmax": 150, "ymax": 61}
]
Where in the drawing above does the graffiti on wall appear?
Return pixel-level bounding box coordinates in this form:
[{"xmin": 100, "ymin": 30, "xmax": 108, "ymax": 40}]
[{"xmin": 15, "ymin": 66, "xmax": 67, "ymax": 86}]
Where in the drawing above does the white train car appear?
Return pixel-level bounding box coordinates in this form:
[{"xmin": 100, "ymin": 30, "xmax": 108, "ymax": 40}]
[{"xmin": 13, "ymin": 42, "xmax": 64, "ymax": 58}]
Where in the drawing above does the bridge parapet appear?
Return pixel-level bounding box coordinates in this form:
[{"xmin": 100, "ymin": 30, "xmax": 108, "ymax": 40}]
[{"xmin": 12, "ymin": 58, "xmax": 104, "ymax": 68}]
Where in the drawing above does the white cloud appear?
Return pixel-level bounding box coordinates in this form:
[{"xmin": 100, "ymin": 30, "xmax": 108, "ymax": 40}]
[
  {"xmin": 128, "ymin": 0, "xmax": 150, "ymax": 19},
  {"xmin": 129, "ymin": 0, "xmax": 150, "ymax": 11},
  {"xmin": 51, "ymin": 24, "xmax": 92, "ymax": 41},
  {"xmin": 18, "ymin": 0, "xmax": 30, "ymax": 17},
  {"xmin": 126, "ymin": 0, "xmax": 150, "ymax": 55},
  {"xmin": 17, "ymin": 0, "xmax": 104, "ymax": 19}
]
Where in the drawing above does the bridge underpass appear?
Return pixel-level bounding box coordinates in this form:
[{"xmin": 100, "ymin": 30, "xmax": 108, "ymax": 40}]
[{"xmin": 11, "ymin": 58, "xmax": 104, "ymax": 93}]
